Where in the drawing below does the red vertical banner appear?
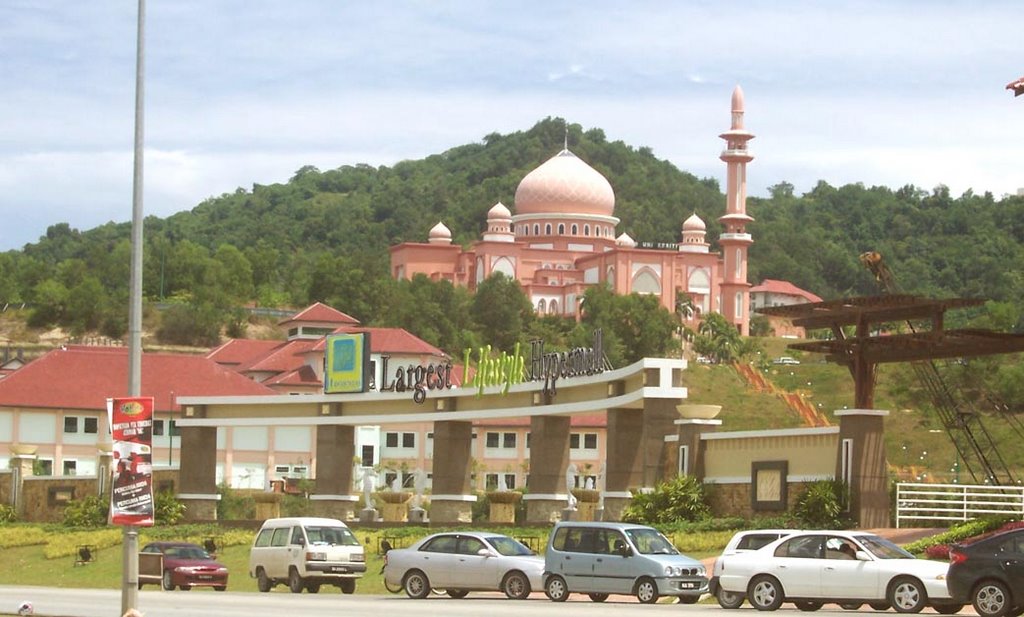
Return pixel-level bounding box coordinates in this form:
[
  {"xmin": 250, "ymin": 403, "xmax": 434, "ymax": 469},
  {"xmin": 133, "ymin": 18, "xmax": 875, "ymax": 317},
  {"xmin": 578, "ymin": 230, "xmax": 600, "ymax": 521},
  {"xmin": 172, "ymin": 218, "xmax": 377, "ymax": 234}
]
[{"xmin": 107, "ymin": 397, "xmax": 155, "ymax": 526}]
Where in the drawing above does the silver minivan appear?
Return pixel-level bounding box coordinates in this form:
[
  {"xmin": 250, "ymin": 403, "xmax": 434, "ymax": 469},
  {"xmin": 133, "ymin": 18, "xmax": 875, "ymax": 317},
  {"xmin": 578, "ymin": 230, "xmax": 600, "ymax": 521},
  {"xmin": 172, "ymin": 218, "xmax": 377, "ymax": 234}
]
[
  {"xmin": 249, "ymin": 517, "xmax": 366, "ymax": 594},
  {"xmin": 543, "ymin": 521, "xmax": 708, "ymax": 604}
]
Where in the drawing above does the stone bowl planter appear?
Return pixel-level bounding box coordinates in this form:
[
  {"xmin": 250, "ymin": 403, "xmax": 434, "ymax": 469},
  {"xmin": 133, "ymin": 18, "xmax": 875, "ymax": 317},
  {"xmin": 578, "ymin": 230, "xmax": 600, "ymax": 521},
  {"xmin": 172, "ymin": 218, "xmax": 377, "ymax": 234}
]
[
  {"xmin": 486, "ymin": 490, "xmax": 522, "ymax": 504},
  {"xmin": 676, "ymin": 404, "xmax": 722, "ymax": 419},
  {"xmin": 571, "ymin": 488, "xmax": 600, "ymax": 503},
  {"xmin": 9, "ymin": 443, "xmax": 38, "ymax": 456},
  {"xmin": 378, "ymin": 491, "xmax": 412, "ymax": 504}
]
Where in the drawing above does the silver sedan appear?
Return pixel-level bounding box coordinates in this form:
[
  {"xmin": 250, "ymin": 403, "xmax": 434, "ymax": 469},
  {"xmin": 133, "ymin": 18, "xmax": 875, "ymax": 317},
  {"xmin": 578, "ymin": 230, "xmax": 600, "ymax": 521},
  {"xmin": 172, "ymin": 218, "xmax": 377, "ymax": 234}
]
[{"xmin": 383, "ymin": 532, "xmax": 544, "ymax": 599}]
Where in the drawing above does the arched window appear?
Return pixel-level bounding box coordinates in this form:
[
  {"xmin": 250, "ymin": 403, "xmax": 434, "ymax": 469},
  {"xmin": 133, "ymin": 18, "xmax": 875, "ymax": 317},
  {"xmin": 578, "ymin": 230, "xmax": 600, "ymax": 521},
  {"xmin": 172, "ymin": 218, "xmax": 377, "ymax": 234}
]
[
  {"xmin": 584, "ymin": 224, "xmax": 590, "ymax": 236},
  {"xmin": 735, "ymin": 249, "xmax": 742, "ymax": 278},
  {"xmin": 533, "ymin": 224, "xmax": 540, "ymax": 235},
  {"xmin": 571, "ymin": 224, "xmax": 578, "ymax": 235},
  {"xmin": 735, "ymin": 292, "xmax": 743, "ymax": 319},
  {"xmin": 537, "ymin": 299, "xmax": 546, "ymax": 313},
  {"xmin": 558, "ymin": 223, "xmax": 565, "ymax": 234},
  {"xmin": 545, "ymin": 223, "xmax": 552, "ymax": 235},
  {"xmin": 632, "ymin": 268, "xmax": 661, "ymax": 295},
  {"xmin": 549, "ymin": 300, "xmax": 559, "ymax": 314}
]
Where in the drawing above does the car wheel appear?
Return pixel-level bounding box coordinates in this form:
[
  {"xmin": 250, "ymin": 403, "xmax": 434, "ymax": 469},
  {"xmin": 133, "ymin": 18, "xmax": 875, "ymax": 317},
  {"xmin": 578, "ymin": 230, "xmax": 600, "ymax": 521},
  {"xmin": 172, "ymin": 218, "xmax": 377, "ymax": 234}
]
[
  {"xmin": 933, "ymin": 604, "xmax": 964, "ymax": 614},
  {"xmin": 889, "ymin": 577, "xmax": 927, "ymax": 613},
  {"xmin": 589, "ymin": 593, "xmax": 609, "ymax": 603},
  {"xmin": 545, "ymin": 575, "xmax": 569, "ymax": 602},
  {"xmin": 502, "ymin": 571, "xmax": 530, "ymax": 600},
  {"xmin": 973, "ymin": 581, "xmax": 1011, "ymax": 617},
  {"xmin": 840, "ymin": 604, "xmax": 864, "ymax": 610},
  {"xmin": 339, "ymin": 579, "xmax": 356, "ymax": 595},
  {"xmin": 718, "ymin": 589, "xmax": 746, "ymax": 609},
  {"xmin": 214, "ymin": 586, "xmax": 226, "ymax": 592},
  {"xmin": 747, "ymin": 575, "xmax": 785, "ymax": 611},
  {"xmin": 870, "ymin": 603, "xmax": 892, "ymax": 611},
  {"xmin": 403, "ymin": 570, "xmax": 430, "ymax": 599},
  {"xmin": 288, "ymin": 568, "xmax": 304, "ymax": 594},
  {"xmin": 446, "ymin": 589, "xmax": 469, "ymax": 599},
  {"xmin": 305, "ymin": 582, "xmax": 320, "ymax": 593},
  {"xmin": 797, "ymin": 601, "xmax": 824, "ymax": 611},
  {"xmin": 636, "ymin": 576, "xmax": 659, "ymax": 604},
  {"xmin": 161, "ymin": 571, "xmax": 174, "ymax": 591},
  {"xmin": 256, "ymin": 568, "xmax": 272, "ymax": 593},
  {"xmin": 383, "ymin": 575, "xmax": 403, "ymax": 594}
]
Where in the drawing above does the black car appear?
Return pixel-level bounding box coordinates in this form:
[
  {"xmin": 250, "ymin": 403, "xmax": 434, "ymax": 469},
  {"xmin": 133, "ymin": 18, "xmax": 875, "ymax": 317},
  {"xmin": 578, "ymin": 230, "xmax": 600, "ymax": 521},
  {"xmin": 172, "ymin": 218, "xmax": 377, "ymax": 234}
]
[{"xmin": 947, "ymin": 528, "xmax": 1024, "ymax": 617}]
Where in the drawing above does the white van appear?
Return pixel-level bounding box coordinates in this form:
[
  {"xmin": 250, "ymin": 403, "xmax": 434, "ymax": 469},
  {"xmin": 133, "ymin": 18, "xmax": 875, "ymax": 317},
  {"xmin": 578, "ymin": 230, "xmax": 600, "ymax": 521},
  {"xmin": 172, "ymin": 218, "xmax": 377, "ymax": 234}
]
[{"xmin": 249, "ymin": 517, "xmax": 366, "ymax": 594}]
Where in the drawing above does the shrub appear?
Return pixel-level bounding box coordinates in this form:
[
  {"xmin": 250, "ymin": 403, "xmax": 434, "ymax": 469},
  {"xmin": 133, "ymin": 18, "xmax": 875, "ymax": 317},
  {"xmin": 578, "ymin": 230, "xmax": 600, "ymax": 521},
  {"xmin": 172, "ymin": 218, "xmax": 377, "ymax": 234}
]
[
  {"xmin": 154, "ymin": 490, "xmax": 186, "ymax": 525},
  {"xmin": 281, "ymin": 494, "xmax": 314, "ymax": 518},
  {"xmin": 62, "ymin": 495, "xmax": 109, "ymax": 528},
  {"xmin": 621, "ymin": 475, "xmax": 710, "ymax": 525},
  {"xmin": 792, "ymin": 480, "xmax": 851, "ymax": 528},
  {"xmin": 0, "ymin": 504, "xmax": 16, "ymax": 524},
  {"xmin": 905, "ymin": 516, "xmax": 1021, "ymax": 555},
  {"xmin": 216, "ymin": 483, "xmax": 255, "ymax": 520}
]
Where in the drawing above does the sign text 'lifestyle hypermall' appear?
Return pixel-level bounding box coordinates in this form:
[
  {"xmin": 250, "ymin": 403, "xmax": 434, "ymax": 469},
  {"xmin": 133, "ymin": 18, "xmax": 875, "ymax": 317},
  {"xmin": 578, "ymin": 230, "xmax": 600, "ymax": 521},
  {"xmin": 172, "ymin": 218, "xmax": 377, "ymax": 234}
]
[{"xmin": 323, "ymin": 330, "xmax": 608, "ymax": 402}]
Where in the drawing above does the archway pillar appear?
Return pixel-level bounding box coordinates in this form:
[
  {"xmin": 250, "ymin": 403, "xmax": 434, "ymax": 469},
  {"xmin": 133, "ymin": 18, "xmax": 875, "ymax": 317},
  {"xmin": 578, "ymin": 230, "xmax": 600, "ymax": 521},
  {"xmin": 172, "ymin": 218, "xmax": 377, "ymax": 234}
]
[
  {"xmin": 835, "ymin": 409, "xmax": 889, "ymax": 528},
  {"xmin": 311, "ymin": 423, "xmax": 359, "ymax": 520},
  {"xmin": 178, "ymin": 410, "xmax": 219, "ymax": 521},
  {"xmin": 524, "ymin": 415, "xmax": 571, "ymax": 524},
  {"xmin": 429, "ymin": 420, "xmax": 476, "ymax": 523}
]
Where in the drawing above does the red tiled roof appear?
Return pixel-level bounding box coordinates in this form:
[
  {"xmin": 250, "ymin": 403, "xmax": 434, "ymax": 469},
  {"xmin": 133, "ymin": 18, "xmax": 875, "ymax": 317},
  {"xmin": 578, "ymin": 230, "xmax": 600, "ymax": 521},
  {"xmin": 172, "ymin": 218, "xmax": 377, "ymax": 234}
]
[
  {"xmin": 312, "ymin": 327, "xmax": 448, "ymax": 358},
  {"xmin": 0, "ymin": 346, "xmax": 276, "ymax": 411},
  {"xmin": 1007, "ymin": 76, "xmax": 1024, "ymax": 96},
  {"xmin": 278, "ymin": 302, "xmax": 360, "ymax": 326},
  {"xmin": 749, "ymin": 279, "xmax": 822, "ymax": 303},
  {"xmin": 241, "ymin": 339, "xmax": 317, "ymax": 373},
  {"xmin": 207, "ymin": 338, "xmax": 282, "ymax": 367},
  {"xmin": 264, "ymin": 364, "xmax": 321, "ymax": 387}
]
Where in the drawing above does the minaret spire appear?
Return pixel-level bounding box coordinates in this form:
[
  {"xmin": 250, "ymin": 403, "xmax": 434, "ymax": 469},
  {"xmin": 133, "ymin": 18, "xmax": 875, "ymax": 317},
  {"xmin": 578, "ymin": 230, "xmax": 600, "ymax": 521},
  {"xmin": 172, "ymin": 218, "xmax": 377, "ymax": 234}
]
[
  {"xmin": 564, "ymin": 121, "xmax": 569, "ymax": 151},
  {"xmin": 718, "ymin": 85, "xmax": 755, "ymax": 335}
]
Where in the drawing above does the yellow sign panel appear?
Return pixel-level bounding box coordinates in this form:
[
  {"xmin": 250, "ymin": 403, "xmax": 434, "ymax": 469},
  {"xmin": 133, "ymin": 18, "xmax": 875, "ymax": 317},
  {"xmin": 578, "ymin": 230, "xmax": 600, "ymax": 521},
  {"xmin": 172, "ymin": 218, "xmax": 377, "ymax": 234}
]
[{"xmin": 324, "ymin": 333, "xmax": 370, "ymax": 393}]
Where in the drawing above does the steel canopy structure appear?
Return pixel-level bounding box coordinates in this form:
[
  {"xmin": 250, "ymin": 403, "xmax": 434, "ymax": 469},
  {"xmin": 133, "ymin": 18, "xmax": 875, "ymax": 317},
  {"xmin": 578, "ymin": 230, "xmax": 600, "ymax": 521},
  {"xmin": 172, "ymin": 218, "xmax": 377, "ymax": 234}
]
[{"xmin": 758, "ymin": 294, "xmax": 1024, "ymax": 485}]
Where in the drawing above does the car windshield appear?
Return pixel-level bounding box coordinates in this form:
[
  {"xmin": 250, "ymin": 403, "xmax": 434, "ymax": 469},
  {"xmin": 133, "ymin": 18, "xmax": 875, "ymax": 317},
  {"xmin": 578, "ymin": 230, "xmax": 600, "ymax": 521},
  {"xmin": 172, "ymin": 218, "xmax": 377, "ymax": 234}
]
[
  {"xmin": 165, "ymin": 546, "xmax": 209, "ymax": 560},
  {"xmin": 625, "ymin": 528, "xmax": 679, "ymax": 555},
  {"xmin": 486, "ymin": 535, "xmax": 534, "ymax": 556},
  {"xmin": 305, "ymin": 526, "xmax": 360, "ymax": 546},
  {"xmin": 857, "ymin": 535, "xmax": 914, "ymax": 559}
]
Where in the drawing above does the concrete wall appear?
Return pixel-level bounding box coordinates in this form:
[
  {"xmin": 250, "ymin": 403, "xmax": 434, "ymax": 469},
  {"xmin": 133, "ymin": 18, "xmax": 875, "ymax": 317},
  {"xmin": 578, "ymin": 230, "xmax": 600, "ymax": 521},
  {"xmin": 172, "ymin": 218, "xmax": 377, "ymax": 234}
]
[
  {"xmin": 0, "ymin": 470, "xmax": 11, "ymax": 506},
  {"xmin": 17, "ymin": 469, "xmax": 178, "ymax": 523}
]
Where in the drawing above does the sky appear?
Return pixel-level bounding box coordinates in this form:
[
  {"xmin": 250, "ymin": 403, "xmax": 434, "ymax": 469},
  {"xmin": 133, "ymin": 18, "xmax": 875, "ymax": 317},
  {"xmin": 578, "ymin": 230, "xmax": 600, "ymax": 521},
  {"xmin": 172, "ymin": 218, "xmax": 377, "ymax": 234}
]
[{"xmin": 1, "ymin": 1, "xmax": 1022, "ymax": 251}]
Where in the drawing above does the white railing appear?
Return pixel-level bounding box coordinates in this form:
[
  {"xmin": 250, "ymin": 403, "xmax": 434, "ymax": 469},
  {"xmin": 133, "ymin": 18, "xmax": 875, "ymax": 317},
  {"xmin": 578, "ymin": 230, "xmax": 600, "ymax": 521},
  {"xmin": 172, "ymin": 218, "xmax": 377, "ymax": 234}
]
[{"xmin": 895, "ymin": 482, "xmax": 1024, "ymax": 528}]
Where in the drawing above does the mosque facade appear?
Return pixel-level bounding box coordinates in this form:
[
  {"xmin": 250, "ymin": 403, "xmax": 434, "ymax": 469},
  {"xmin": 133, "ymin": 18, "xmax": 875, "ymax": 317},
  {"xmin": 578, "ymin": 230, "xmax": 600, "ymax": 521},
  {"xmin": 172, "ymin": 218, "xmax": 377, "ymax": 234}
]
[{"xmin": 390, "ymin": 86, "xmax": 755, "ymax": 335}]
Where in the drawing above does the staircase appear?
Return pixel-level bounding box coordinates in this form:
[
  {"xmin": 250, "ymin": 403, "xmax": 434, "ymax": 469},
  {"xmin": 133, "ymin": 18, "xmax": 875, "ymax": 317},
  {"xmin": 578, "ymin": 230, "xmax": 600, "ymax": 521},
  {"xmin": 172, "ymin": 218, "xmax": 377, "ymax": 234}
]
[{"xmin": 733, "ymin": 362, "xmax": 830, "ymax": 427}]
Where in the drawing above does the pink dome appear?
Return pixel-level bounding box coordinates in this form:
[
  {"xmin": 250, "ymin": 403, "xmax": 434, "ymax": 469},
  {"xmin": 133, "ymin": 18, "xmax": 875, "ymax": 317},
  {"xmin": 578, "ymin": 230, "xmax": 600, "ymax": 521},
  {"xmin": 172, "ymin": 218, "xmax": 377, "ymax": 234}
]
[
  {"xmin": 683, "ymin": 212, "xmax": 706, "ymax": 231},
  {"xmin": 487, "ymin": 202, "xmax": 511, "ymax": 220},
  {"xmin": 514, "ymin": 150, "xmax": 615, "ymax": 217}
]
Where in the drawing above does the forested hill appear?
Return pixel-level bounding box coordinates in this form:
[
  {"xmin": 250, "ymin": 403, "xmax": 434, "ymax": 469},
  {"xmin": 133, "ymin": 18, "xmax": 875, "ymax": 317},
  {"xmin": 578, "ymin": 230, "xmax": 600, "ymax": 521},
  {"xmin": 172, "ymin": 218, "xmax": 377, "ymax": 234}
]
[{"xmin": 2, "ymin": 117, "xmax": 1023, "ymax": 338}]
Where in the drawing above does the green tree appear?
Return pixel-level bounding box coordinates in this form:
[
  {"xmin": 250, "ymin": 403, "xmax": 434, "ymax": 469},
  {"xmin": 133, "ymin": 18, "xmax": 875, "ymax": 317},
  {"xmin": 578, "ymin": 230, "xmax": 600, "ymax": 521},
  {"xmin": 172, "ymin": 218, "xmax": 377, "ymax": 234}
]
[{"xmin": 471, "ymin": 273, "xmax": 534, "ymax": 353}]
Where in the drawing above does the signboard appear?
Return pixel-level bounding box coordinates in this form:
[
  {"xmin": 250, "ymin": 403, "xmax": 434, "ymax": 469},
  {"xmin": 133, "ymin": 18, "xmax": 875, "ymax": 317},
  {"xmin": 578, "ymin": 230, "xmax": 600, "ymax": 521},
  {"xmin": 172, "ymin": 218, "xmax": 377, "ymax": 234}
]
[
  {"xmin": 324, "ymin": 333, "xmax": 371, "ymax": 393},
  {"xmin": 106, "ymin": 396, "xmax": 155, "ymax": 526}
]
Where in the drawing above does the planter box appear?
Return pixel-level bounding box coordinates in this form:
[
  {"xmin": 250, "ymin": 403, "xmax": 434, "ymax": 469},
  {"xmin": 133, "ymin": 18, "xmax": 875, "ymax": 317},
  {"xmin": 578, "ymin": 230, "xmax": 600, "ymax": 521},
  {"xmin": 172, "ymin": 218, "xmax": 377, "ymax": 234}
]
[
  {"xmin": 489, "ymin": 502, "xmax": 516, "ymax": 524},
  {"xmin": 382, "ymin": 501, "xmax": 409, "ymax": 522}
]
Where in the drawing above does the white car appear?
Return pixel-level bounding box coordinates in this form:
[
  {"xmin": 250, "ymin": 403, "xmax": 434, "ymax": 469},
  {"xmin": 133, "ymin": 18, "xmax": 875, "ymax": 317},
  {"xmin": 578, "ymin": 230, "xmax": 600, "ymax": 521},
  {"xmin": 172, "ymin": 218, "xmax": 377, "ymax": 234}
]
[
  {"xmin": 773, "ymin": 356, "xmax": 801, "ymax": 365},
  {"xmin": 717, "ymin": 530, "xmax": 963, "ymax": 614},
  {"xmin": 710, "ymin": 529, "xmax": 797, "ymax": 608},
  {"xmin": 383, "ymin": 531, "xmax": 544, "ymax": 599}
]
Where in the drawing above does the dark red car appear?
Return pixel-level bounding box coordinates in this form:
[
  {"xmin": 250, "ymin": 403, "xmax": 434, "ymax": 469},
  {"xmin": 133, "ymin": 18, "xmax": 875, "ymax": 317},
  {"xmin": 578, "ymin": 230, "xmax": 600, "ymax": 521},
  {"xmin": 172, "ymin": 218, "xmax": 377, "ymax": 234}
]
[{"xmin": 140, "ymin": 541, "xmax": 229, "ymax": 591}]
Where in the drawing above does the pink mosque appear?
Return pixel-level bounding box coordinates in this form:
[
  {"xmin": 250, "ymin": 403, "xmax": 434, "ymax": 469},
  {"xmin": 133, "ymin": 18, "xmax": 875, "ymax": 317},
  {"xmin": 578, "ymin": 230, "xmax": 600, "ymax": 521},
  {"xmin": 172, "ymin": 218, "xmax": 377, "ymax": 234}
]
[{"xmin": 390, "ymin": 86, "xmax": 755, "ymax": 335}]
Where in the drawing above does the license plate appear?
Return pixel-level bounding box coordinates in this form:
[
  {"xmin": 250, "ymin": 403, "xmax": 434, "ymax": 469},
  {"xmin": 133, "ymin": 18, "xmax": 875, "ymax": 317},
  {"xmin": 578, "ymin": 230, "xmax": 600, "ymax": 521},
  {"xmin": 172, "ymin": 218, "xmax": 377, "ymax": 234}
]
[
  {"xmin": 330, "ymin": 566, "xmax": 348, "ymax": 573},
  {"xmin": 679, "ymin": 582, "xmax": 696, "ymax": 589},
  {"xmin": 198, "ymin": 575, "xmax": 213, "ymax": 580}
]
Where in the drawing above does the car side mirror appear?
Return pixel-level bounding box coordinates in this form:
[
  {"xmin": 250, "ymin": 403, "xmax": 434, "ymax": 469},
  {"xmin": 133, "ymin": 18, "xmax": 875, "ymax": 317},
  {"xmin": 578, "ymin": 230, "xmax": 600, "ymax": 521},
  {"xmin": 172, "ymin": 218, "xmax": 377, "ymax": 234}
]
[
  {"xmin": 855, "ymin": 550, "xmax": 869, "ymax": 561},
  {"xmin": 617, "ymin": 545, "xmax": 632, "ymax": 557},
  {"xmin": 477, "ymin": 548, "xmax": 494, "ymax": 557}
]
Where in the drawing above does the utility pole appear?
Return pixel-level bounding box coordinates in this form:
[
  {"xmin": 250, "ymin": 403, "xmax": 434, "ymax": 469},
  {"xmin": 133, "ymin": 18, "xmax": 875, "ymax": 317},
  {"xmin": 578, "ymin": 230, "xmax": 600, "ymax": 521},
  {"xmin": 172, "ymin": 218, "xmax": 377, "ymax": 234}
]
[{"xmin": 123, "ymin": 0, "xmax": 145, "ymax": 614}]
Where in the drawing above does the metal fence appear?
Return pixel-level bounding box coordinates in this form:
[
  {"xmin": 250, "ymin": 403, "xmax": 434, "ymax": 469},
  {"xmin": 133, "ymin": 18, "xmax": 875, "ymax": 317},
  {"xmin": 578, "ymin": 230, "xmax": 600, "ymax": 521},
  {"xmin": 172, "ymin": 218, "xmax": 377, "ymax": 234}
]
[{"xmin": 895, "ymin": 482, "xmax": 1024, "ymax": 528}]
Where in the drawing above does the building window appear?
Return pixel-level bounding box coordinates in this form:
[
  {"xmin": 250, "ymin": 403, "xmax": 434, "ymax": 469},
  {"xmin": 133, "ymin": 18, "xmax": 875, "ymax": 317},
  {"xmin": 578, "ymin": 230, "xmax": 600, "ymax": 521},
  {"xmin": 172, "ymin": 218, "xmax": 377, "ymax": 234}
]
[
  {"xmin": 735, "ymin": 292, "xmax": 743, "ymax": 319},
  {"xmin": 533, "ymin": 224, "xmax": 540, "ymax": 235},
  {"xmin": 63, "ymin": 417, "xmax": 78, "ymax": 433},
  {"xmin": 402, "ymin": 432, "xmax": 415, "ymax": 448},
  {"xmin": 503, "ymin": 432, "xmax": 516, "ymax": 448},
  {"xmin": 153, "ymin": 420, "xmax": 165, "ymax": 436},
  {"xmin": 486, "ymin": 432, "xmax": 500, "ymax": 448},
  {"xmin": 427, "ymin": 432, "xmax": 434, "ymax": 440},
  {"xmin": 485, "ymin": 473, "xmax": 517, "ymax": 490},
  {"xmin": 570, "ymin": 433, "xmax": 598, "ymax": 450},
  {"xmin": 545, "ymin": 223, "xmax": 552, "ymax": 235},
  {"xmin": 37, "ymin": 459, "xmax": 53, "ymax": 476},
  {"xmin": 526, "ymin": 432, "xmax": 531, "ymax": 449},
  {"xmin": 63, "ymin": 460, "xmax": 77, "ymax": 476},
  {"xmin": 558, "ymin": 223, "xmax": 565, "ymax": 234},
  {"xmin": 385, "ymin": 432, "xmax": 399, "ymax": 448},
  {"xmin": 571, "ymin": 224, "xmax": 578, "ymax": 235},
  {"xmin": 584, "ymin": 224, "xmax": 590, "ymax": 236},
  {"xmin": 83, "ymin": 417, "xmax": 98, "ymax": 434}
]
